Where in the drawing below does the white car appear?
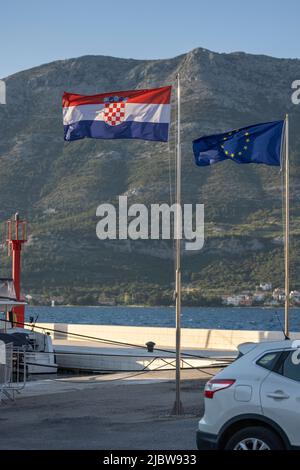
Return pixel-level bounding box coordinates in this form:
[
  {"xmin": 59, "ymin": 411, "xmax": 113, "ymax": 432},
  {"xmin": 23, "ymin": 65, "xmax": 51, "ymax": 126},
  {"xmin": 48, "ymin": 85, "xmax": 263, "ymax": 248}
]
[{"xmin": 197, "ymin": 340, "xmax": 300, "ymax": 450}]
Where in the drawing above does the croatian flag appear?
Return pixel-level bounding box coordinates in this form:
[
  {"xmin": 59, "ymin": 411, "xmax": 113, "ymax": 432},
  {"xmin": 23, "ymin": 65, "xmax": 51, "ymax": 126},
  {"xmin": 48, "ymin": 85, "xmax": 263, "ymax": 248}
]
[{"xmin": 63, "ymin": 86, "xmax": 172, "ymax": 142}]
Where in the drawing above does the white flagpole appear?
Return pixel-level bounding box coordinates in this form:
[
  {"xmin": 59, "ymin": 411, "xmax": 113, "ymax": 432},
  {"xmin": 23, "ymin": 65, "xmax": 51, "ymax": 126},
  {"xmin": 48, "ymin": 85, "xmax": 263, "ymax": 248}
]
[
  {"xmin": 284, "ymin": 114, "xmax": 290, "ymax": 338},
  {"xmin": 173, "ymin": 74, "xmax": 183, "ymax": 415}
]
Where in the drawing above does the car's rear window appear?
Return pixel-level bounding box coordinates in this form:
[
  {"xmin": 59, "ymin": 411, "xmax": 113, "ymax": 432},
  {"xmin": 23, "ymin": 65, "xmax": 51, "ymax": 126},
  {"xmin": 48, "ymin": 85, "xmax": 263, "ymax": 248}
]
[
  {"xmin": 277, "ymin": 351, "xmax": 300, "ymax": 382},
  {"xmin": 256, "ymin": 352, "xmax": 282, "ymax": 371}
]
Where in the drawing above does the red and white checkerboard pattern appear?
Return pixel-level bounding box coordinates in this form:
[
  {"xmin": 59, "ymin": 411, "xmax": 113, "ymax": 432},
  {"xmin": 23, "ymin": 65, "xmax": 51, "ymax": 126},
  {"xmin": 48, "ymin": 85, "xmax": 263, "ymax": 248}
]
[{"xmin": 104, "ymin": 102, "xmax": 126, "ymax": 126}]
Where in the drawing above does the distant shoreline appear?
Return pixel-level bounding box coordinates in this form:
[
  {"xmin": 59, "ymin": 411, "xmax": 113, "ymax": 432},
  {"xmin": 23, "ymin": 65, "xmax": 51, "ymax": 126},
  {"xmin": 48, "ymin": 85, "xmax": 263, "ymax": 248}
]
[{"xmin": 27, "ymin": 304, "xmax": 296, "ymax": 309}]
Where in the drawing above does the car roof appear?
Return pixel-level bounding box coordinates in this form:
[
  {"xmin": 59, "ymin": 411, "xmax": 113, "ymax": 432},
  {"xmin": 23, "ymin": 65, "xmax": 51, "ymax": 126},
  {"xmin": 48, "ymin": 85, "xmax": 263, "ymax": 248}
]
[{"xmin": 238, "ymin": 339, "xmax": 300, "ymax": 354}]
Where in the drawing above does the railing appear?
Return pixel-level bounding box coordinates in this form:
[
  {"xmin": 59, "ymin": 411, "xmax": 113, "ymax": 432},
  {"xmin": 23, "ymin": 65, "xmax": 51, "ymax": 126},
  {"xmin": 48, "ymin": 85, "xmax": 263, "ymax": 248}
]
[
  {"xmin": 0, "ymin": 343, "xmax": 27, "ymax": 403},
  {"xmin": 6, "ymin": 218, "xmax": 27, "ymax": 242}
]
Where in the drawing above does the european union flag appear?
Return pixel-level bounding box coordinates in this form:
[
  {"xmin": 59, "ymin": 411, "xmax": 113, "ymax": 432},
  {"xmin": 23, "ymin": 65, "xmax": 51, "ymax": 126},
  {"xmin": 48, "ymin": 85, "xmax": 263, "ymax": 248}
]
[{"xmin": 193, "ymin": 120, "xmax": 284, "ymax": 167}]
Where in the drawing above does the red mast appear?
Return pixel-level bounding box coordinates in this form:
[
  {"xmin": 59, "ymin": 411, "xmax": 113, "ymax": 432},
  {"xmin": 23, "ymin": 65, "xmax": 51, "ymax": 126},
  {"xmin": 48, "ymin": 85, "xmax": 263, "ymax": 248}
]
[{"xmin": 6, "ymin": 213, "xmax": 27, "ymax": 327}]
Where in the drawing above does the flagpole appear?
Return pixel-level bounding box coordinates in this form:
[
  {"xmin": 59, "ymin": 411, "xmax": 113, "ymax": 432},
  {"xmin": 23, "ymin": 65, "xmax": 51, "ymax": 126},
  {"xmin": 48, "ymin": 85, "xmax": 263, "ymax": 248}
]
[
  {"xmin": 173, "ymin": 73, "xmax": 183, "ymax": 415},
  {"xmin": 284, "ymin": 114, "xmax": 289, "ymax": 338}
]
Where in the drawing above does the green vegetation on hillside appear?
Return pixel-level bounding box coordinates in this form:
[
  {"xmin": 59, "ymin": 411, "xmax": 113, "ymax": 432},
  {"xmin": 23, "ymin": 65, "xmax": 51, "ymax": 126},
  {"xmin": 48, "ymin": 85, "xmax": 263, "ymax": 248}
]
[{"xmin": 0, "ymin": 48, "xmax": 300, "ymax": 305}]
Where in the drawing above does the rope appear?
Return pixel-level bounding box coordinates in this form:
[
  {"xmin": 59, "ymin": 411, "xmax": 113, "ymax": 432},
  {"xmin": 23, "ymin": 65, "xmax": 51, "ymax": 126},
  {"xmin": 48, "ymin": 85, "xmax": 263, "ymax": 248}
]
[
  {"xmin": 24, "ymin": 356, "xmax": 227, "ymax": 375},
  {"xmin": 2, "ymin": 318, "xmax": 234, "ymax": 363},
  {"xmin": 26, "ymin": 357, "xmax": 222, "ymax": 382}
]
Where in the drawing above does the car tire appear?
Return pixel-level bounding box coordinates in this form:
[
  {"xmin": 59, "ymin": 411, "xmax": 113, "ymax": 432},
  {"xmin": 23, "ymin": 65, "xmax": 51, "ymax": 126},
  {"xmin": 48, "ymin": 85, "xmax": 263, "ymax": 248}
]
[{"xmin": 224, "ymin": 426, "xmax": 284, "ymax": 450}]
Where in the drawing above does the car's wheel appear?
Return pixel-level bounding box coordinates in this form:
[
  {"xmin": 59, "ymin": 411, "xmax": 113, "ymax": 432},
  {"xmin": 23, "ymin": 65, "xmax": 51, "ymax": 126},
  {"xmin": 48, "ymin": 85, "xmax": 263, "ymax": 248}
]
[{"xmin": 224, "ymin": 426, "xmax": 284, "ymax": 450}]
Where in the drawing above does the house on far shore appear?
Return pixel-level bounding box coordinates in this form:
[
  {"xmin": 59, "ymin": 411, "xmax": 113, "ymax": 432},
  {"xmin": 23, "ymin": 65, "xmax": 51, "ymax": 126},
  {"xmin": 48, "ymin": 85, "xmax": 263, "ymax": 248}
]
[
  {"xmin": 253, "ymin": 292, "xmax": 266, "ymax": 303},
  {"xmin": 259, "ymin": 282, "xmax": 272, "ymax": 291},
  {"xmin": 290, "ymin": 290, "xmax": 300, "ymax": 305},
  {"xmin": 222, "ymin": 294, "xmax": 252, "ymax": 307},
  {"xmin": 273, "ymin": 288, "xmax": 285, "ymax": 302}
]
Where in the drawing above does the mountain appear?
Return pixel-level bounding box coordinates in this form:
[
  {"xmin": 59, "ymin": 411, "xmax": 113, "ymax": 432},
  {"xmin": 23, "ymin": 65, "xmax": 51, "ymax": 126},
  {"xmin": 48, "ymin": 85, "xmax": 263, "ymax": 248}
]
[{"xmin": 1, "ymin": 48, "xmax": 300, "ymax": 305}]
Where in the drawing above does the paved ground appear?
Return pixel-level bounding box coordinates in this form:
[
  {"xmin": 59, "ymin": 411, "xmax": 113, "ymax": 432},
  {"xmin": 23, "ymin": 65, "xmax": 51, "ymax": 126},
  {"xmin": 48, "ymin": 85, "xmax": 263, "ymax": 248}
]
[{"xmin": 0, "ymin": 369, "xmax": 216, "ymax": 450}]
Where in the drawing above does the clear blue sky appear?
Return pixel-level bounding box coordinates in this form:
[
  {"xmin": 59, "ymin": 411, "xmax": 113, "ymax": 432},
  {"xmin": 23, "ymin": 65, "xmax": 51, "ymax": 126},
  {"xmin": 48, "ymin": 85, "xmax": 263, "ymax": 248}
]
[{"xmin": 1, "ymin": 0, "xmax": 300, "ymax": 78}]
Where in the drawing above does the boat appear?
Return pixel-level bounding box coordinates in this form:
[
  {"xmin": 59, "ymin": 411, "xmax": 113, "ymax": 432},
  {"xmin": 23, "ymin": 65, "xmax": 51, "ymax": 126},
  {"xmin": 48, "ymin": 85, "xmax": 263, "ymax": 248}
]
[
  {"xmin": 0, "ymin": 214, "xmax": 57, "ymax": 375},
  {"xmin": 0, "ymin": 285, "xmax": 57, "ymax": 375},
  {"xmin": 0, "ymin": 329, "xmax": 57, "ymax": 375}
]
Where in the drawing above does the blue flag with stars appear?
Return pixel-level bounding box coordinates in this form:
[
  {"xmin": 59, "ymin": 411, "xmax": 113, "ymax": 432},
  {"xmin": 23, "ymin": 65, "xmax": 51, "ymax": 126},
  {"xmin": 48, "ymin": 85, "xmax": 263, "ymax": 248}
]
[{"xmin": 193, "ymin": 120, "xmax": 284, "ymax": 167}]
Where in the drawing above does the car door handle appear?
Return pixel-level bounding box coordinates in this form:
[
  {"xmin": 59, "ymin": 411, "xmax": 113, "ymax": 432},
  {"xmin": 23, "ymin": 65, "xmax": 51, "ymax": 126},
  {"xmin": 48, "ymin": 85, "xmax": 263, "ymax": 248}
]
[{"xmin": 266, "ymin": 391, "xmax": 290, "ymax": 399}]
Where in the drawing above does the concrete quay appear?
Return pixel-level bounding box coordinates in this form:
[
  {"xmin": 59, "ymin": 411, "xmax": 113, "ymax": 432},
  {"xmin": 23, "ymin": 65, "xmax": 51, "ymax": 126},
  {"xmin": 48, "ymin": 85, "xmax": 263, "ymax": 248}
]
[
  {"xmin": 34, "ymin": 323, "xmax": 299, "ymax": 372},
  {"xmin": 52, "ymin": 339, "xmax": 235, "ymax": 372},
  {"xmin": 37, "ymin": 323, "xmax": 300, "ymax": 350}
]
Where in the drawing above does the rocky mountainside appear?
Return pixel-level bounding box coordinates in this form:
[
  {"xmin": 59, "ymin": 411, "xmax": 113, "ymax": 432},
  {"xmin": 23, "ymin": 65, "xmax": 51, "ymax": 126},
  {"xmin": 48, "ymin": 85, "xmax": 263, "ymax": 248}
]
[{"xmin": 1, "ymin": 48, "xmax": 300, "ymax": 304}]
